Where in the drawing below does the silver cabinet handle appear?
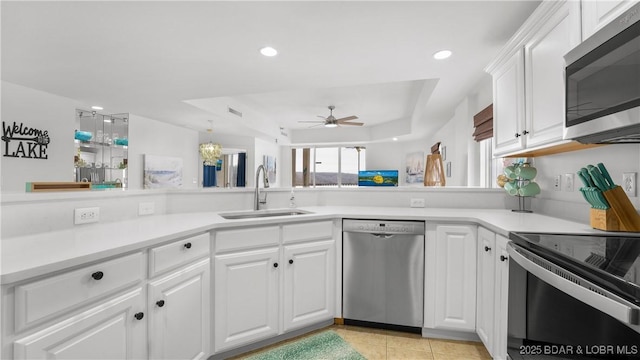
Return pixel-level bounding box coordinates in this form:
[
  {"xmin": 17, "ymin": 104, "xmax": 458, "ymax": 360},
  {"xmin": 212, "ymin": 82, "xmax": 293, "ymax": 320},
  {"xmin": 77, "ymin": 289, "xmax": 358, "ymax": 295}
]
[{"xmin": 507, "ymin": 242, "xmax": 640, "ymax": 326}]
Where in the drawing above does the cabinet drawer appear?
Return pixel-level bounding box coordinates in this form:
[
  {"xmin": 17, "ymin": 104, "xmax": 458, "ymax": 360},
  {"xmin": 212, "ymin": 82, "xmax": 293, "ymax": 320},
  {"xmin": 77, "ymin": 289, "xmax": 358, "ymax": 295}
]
[
  {"xmin": 215, "ymin": 226, "xmax": 279, "ymax": 253},
  {"xmin": 149, "ymin": 232, "xmax": 210, "ymax": 277},
  {"xmin": 283, "ymin": 221, "xmax": 333, "ymax": 244},
  {"xmin": 14, "ymin": 252, "xmax": 144, "ymax": 332}
]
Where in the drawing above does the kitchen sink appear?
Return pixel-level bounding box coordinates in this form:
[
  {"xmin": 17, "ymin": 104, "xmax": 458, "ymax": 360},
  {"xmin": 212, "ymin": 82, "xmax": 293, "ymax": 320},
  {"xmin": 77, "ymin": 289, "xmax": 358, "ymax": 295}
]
[{"xmin": 219, "ymin": 209, "xmax": 312, "ymax": 220}]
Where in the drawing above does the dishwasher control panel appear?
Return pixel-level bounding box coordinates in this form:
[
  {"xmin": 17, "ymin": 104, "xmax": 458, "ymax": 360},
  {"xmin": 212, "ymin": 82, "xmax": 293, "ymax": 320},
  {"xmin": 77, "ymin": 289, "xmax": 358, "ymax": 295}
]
[{"xmin": 342, "ymin": 219, "xmax": 425, "ymax": 235}]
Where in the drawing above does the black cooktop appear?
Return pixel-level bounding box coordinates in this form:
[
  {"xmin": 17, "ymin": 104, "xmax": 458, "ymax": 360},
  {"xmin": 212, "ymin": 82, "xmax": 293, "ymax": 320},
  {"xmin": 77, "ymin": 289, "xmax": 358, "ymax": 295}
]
[{"xmin": 509, "ymin": 232, "xmax": 640, "ymax": 304}]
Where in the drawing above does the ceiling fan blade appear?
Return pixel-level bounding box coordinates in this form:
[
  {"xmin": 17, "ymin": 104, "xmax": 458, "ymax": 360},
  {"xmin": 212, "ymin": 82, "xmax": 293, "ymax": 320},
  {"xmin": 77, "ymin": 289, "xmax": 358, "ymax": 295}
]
[
  {"xmin": 335, "ymin": 115, "xmax": 358, "ymax": 122},
  {"xmin": 317, "ymin": 115, "xmax": 327, "ymax": 119},
  {"xmin": 338, "ymin": 121, "xmax": 364, "ymax": 126},
  {"xmin": 298, "ymin": 120, "xmax": 325, "ymax": 123}
]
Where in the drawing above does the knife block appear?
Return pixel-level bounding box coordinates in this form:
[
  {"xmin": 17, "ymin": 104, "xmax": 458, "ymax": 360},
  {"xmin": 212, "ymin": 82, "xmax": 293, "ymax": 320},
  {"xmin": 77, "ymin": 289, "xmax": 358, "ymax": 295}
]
[
  {"xmin": 590, "ymin": 208, "xmax": 620, "ymax": 231},
  {"xmin": 602, "ymin": 186, "xmax": 640, "ymax": 232}
]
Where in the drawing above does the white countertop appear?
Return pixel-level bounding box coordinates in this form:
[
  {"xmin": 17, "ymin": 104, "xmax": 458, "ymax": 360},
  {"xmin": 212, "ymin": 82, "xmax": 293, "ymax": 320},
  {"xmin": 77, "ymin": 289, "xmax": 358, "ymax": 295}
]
[{"xmin": 1, "ymin": 206, "xmax": 602, "ymax": 285}]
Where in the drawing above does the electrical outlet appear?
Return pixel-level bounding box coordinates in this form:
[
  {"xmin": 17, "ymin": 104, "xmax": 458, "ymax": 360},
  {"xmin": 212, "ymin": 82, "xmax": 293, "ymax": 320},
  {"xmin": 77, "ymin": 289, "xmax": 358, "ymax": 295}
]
[
  {"xmin": 139, "ymin": 202, "xmax": 155, "ymax": 215},
  {"xmin": 564, "ymin": 173, "xmax": 574, "ymax": 192},
  {"xmin": 553, "ymin": 175, "xmax": 562, "ymax": 191},
  {"xmin": 622, "ymin": 172, "xmax": 637, "ymax": 197},
  {"xmin": 410, "ymin": 198, "xmax": 425, "ymax": 208},
  {"xmin": 74, "ymin": 207, "xmax": 100, "ymax": 224}
]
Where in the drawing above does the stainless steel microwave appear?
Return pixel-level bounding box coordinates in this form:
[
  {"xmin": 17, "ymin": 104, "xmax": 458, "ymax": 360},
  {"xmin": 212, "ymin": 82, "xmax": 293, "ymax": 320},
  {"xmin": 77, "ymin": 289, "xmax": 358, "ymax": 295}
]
[{"xmin": 564, "ymin": 2, "xmax": 640, "ymax": 144}]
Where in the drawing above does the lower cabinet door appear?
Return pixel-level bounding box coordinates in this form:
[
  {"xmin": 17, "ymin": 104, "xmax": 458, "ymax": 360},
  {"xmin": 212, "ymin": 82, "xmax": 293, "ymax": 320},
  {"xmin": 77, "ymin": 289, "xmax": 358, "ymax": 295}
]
[
  {"xmin": 426, "ymin": 223, "xmax": 477, "ymax": 331},
  {"xmin": 13, "ymin": 288, "xmax": 146, "ymax": 360},
  {"xmin": 283, "ymin": 240, "xmax": 335, "ymax": 332},
  {"xmin": 476, "ymin": 227, "xmax": 496, "ymax": 356},
  {"xmin": 148, "ymin": 258, "xmax": 210, "ymax": 360},
  {"xmin": 214, "ymin": 247, "xmax": 279, "ymax": 352},
  {"xmin": 494, "ymin": 235, "xmax": 511, "ymax": 360}
]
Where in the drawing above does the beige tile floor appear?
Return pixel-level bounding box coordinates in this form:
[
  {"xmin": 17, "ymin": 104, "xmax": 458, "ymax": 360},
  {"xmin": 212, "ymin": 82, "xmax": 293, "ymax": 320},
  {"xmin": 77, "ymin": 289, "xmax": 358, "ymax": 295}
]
[{"xmin": 231, "ymin": 324, "xmax": 492, "ymax": 360}]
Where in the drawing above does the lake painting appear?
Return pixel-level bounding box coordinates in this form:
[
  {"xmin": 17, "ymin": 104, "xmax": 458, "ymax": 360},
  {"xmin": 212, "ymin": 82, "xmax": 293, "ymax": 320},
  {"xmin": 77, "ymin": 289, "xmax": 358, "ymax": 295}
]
[{"xmin": 144, "ymin": 154, "xmax": 183, "ymax": 189}]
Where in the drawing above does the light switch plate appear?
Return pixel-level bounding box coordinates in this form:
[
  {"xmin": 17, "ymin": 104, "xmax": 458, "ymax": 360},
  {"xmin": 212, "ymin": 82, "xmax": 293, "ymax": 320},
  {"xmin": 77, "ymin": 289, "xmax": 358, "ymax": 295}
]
[
  {"xmin": 622, "ymin": 172, "xmax": 637, "ymax": 197},
  {"xmin": 410, "ymin": 198, "xmax": 425, "ymax": 208},
  {"xmin": 139, "ymin": 202, "xmax": 155, "ymax": 215},
  {"xmin": 74, "ymin": 207, "xmax": 100, "ymax": 224},
  {"xmin": 553, "ymin": 175, "xmax": 561, "ymax": 191},
  {"xmin": 564, "ymin": 173, "xmax": 574, "ymax": 192}
]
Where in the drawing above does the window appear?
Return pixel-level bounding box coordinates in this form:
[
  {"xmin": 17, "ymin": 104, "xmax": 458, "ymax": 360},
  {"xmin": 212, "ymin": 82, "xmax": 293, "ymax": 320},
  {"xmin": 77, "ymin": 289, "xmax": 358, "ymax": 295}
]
[{"xmin": 292, "ymin": 146, "xmax": 366, "ymax": 187}]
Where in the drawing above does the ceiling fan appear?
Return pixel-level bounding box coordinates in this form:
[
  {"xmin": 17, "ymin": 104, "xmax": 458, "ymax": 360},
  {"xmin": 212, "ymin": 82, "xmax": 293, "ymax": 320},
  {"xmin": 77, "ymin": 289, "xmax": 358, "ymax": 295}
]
[{"xmin": 299, "ymin": 105, "xmax": 363, "ymax": 128}]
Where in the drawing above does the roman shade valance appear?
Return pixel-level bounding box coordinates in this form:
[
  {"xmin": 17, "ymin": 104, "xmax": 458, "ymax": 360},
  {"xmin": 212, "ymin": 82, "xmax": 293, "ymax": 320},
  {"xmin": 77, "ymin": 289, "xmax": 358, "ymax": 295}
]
[{"xmin": 473, "ymin": 104, "xmax": 493, "ymax": 142}]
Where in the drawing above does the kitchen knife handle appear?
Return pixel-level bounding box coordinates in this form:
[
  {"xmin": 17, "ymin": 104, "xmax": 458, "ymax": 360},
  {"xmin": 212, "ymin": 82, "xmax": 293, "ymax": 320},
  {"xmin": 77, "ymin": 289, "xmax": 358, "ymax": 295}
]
[
  {"xmin": 597, "ymin": 163, "xmax": 615, "ymax": 188},
  {"xmin": 580, "ymin": 168, "xmax": 595, "ymax": 187},
  {"xmin": 588, "ymin": 167, "xmax": 609, "ymax": 191}
]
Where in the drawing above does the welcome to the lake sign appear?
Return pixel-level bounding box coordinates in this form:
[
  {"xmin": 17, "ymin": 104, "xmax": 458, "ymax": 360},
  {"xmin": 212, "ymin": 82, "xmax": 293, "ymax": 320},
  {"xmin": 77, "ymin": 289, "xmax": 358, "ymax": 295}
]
[{"xmin": 2, "ymin": 121, "xmax": 50, "ymax": 159}]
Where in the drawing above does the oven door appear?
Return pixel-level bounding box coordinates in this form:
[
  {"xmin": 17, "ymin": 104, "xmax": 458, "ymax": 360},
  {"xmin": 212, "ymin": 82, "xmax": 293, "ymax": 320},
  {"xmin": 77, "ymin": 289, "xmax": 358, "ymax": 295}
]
[{"xmin": 507, "ymin": 242, "xmax": 640, "ymax": 360}]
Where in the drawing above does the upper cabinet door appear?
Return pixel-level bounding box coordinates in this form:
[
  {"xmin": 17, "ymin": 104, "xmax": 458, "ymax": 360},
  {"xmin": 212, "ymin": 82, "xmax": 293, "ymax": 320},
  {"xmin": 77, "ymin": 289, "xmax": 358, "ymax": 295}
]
[
  {"xmin": 493, "ymin": 49, "xmax": 526, "ymax": 156},
  {"xmin": 524, "ymin": 1, "xmax": 581, "ymax": 148},
  {"xmin": 582, "ymin": 0, "xmax": 637, "ymax": 40}
]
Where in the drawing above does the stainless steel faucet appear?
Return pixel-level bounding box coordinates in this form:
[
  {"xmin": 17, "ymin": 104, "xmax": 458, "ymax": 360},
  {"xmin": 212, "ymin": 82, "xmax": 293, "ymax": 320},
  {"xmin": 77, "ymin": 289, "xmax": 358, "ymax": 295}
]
[{"xmin": 254, "ymin": 164, "xmax": 270, "ymax": 210}]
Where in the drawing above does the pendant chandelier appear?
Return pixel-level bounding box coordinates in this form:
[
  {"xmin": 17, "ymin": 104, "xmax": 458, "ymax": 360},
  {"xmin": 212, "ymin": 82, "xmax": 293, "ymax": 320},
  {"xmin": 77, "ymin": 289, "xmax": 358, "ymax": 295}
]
[
  {"xmin": 199, "ymin": 124, "xmax": 222, "ymax": 165},
  {"xmin": 199, "ymin": 142, "xmax": 222, "ymax": 165}
]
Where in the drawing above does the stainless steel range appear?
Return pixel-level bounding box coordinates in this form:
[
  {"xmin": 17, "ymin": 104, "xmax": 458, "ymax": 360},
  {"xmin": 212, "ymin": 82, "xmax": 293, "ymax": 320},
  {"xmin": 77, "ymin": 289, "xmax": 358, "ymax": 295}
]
[{"xmin": 508, "ymin": 232, "xmax": 640, "ymax": 359}]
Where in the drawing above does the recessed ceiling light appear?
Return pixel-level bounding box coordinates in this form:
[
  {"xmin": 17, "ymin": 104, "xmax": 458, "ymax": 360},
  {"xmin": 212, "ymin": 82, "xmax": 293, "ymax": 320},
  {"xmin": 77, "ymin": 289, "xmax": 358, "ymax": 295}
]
[
  {"xmin": 260, "ymin": 46, "xmax": 278, "ymax": 57},
  {"xmin": 433, "ymin": 50, "xmax": 452, "ymax": 60},
  {"xmin": 392, "ymin": 137, "xmax": 398, "ymax": 141},
  {"xmin": 91, "ymin": 106, "xmax": 103, "ymax": 110}
]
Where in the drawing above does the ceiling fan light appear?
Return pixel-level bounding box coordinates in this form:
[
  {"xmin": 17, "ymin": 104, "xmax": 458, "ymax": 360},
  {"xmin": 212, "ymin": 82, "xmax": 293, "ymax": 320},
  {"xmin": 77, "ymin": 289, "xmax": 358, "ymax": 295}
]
[{"xmin": 324, "ymin": 123, "xmax": 338, "ymax": 128}]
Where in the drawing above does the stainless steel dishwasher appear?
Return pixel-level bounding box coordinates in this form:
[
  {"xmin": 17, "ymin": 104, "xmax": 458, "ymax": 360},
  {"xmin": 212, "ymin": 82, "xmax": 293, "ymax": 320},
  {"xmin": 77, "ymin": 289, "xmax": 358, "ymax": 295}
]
[{"xmin": 342, "ymin": 219, "xmax": 425, "ymax": 330}]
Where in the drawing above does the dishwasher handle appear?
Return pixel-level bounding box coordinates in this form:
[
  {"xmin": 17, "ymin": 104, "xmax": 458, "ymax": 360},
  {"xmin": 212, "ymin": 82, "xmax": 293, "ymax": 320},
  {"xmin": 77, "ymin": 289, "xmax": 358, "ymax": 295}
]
[{"xmin": 372, "ymin": 233, "xmax": 395, "ymax": 239}]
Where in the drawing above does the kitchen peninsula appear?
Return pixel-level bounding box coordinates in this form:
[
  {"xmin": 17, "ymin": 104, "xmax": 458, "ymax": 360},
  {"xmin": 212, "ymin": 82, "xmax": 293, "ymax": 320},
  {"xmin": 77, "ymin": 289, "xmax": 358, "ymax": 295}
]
[{"xmin": 1, "ymin": 200, "xmax": 600, "ymax": 360}]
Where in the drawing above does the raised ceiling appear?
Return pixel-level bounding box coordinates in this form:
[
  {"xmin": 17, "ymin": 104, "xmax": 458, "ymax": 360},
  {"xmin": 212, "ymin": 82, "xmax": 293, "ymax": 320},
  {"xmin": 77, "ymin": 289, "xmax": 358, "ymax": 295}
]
[{"xmin": 1, "ymin": 1, "xmax": 540, "ymax": 144}]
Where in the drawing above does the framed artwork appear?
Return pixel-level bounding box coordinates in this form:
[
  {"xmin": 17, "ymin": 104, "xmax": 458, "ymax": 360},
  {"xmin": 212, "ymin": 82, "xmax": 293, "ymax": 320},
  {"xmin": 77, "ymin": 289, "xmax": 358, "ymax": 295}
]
[
  {"xmin": 143, "ymin": 154, "xmax": 183, "ymax": 189},
  {"xmin": 358, "ymin": 170, "xmax": 398, "ymax": 186},
  {"xmin": 263, "ymin": 155, "xmax": 276, "ymax": 183},
  {"xmin": 405, "ymin": 151, "xmax": 425, "ymax": 184}
]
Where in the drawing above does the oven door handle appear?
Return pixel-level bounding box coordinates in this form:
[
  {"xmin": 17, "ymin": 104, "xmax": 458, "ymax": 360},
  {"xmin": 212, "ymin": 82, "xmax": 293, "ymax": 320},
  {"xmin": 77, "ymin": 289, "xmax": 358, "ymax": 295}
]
[{"xmin": 507, "ymin": 242, "xmax": 640, "ymax": 326}]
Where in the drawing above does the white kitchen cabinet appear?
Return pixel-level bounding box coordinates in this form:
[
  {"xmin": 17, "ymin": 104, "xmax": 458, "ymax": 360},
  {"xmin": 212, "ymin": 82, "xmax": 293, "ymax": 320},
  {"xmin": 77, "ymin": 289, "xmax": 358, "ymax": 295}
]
[
  {"xmin": 425, "ymin": 223, "xmax": 477, "ymax": 331},
  {"xmin": 214, "ymin": 247, "xmax": 280, "ymax": 352},
  {"xmin": 476, "ymin": 227, "xmax": 496, "ymax": 355},
  {"xmin": 493, "ymin": 234, "xmax": 511, "ymax": 360},
  {"xmin": 13, "ymin": 288, "xmax": 146, "ymax": 360},
  {"xmin": 148, "ymin": 258, "xmax": 210, "ymax": 360},
  {"xmin": 492, "ymin": 49, "xmax": 526, "ymax": 155},
  {"xmin": 523, "ymin": 0, "xmax": 581, "ymax": 148},
  {"xmin": 213, "ymin": 221, "xmax": 336, "ymax": 353},
  {"xmin": 474, "ymin": 228, "xmax": 511, "ymax": 360},
  {"xmin": 283, "ymin": 239, "xmax": 335, "ymax": 332},
  {"xmin": 582, "ymin": 0, "xmax": 637, "ymax": 40},
  {"xmin": 488, "ymin": 0, "xmax": 581, "ymax": 157}
]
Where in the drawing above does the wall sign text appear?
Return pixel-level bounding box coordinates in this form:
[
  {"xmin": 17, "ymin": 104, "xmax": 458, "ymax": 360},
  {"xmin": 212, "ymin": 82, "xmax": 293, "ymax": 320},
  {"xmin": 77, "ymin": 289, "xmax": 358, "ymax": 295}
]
[{"xmin": 2, "ymin": 121, "xmax": 50, "ymax": 159}]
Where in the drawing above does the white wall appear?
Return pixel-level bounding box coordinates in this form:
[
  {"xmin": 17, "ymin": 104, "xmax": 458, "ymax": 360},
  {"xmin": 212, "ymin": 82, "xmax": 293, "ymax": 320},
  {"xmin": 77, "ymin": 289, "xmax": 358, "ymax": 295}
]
[
  {"xmin": 1, "ymin": 81, "xmax": 81, "ymax": 192},
  {"xmin": 254, "ymin": 137, "xmax": 281, "ymax": 188},
  {"xmin": 129, "ymin": 114, "xmax": 200, "ymax": 190},
  {"xmin": 0, "ymin": 81, "xmax": 201, "ymax": 192}
]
